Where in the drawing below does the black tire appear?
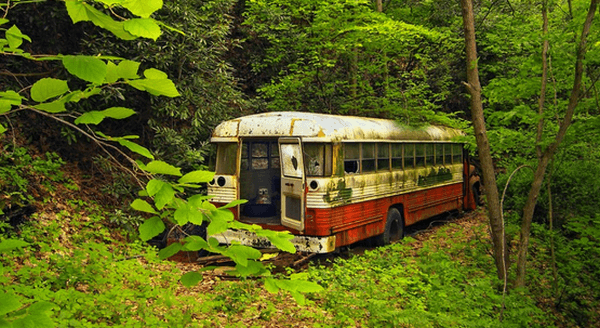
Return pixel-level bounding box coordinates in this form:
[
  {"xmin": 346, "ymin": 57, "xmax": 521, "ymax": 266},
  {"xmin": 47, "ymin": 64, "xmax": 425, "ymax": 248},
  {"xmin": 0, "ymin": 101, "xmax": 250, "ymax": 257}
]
[{"xmin": 374, "ymin": 208, "xmax": 404, "ymax": 246}]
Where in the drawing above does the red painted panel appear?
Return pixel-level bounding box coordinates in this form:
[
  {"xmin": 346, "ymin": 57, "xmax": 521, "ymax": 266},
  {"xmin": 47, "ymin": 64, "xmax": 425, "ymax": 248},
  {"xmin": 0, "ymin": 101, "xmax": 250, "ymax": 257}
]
[{"xmin": 216, "ymin": 181, "xmax": 466, "ymax": 249}]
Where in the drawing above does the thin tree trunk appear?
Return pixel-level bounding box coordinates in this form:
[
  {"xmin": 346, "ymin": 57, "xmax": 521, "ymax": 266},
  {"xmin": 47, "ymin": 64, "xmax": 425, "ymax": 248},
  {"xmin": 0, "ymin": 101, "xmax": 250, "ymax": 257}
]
[
  {"xmin": 536, "ymin": 0, "xmax": 549, "ymax": 159},
  {"xmin": 515, "ymin": 0, "xmax": 598, "ymax": 287},
  {"xmin": 460, "ymin": 0, "xmax": 507, "ymax": 281}
]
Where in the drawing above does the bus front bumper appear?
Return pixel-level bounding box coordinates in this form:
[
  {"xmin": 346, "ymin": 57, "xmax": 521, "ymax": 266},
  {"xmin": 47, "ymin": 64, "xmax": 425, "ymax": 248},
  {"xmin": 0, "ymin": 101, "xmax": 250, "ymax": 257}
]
[{"xmin": 210, "ymin": 230, "xmax": 336, "ymax": 253}]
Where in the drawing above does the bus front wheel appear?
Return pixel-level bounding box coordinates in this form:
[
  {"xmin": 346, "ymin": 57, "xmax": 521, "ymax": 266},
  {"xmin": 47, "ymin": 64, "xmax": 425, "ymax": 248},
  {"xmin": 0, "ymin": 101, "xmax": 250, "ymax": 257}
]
[{"xmin": 375, "ymin": 208, "xmax": 404, "ymax": 246}]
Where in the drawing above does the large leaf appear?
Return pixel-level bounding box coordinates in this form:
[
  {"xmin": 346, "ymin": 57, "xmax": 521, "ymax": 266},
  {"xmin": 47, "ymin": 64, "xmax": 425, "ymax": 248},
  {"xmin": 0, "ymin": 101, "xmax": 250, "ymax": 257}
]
[
  {"xmin": 5, "ymin": 25, "xmax": 31, "ymax": 49},
  {"xmin": 218, "ymin": 199, "xmax": 248, "ymax": 210},
  {"xmin": 122, "ymin": 0, "xmax": 163, "ymax": 18},
  {"xmin": 117, "ymin": 139, "xmax": 154, "ymax": 159},
  {"xmin": 206, "ymin": 215, "xmax": 228, "ymax": 236},
  {"xmin": 65, "ymin": 1, "xmax": 136, "ymax": 40},
  {"xmin": 30, "ymin": 78, "xmax": 69, "ymax": 102},
  {"xmin": 74, "ymin": 107, "xmax": 136, "ymax": 125},
  {"xmin": 144, "ymin": 160, "xmax": 182, "ymax": 176},
  {"xmin": 117, "ymin": 60, "xmax": 140, "ymax": 79},
  {"xmin": 183, "ymin": 236, "xmax": 208, "ymax": 251},
  {"xmin": 143, "ymin": 68, "xmax": 168, "ymax": 79},
  {"xmin": 62, "ymin": 56, "xmax": 107, "ymax": 84},
  {"xmin": 33, "ymin": 98, "xmax": 67, "ymax": 113},
  {"xmin": 146, "ymin": 179, "xmax": 166, "ymax": 197},
  {"xmin": 158, "ymin": 242, "xmax": 181, "ymax": 260},
  {"xmin": 0, "ymin": 292, "xmax": 21, "ymax": 316},
  {"xmin": 128, "ymin": 78, "xmax": 180, "ymax": 97},
  {"xmin": 130, "ymin": 199, "xmax": 157, "ymax": 214},
  {"xmin": 138, "ymin": 216, "xmax": 165, "ymax": 241},
  {"xmin": 0, "ymin": 90, "xmax": 23, "ymax": 114},
  {"xmin": 178, "ymin": 170, "xmax": 215, "ymax": 184},
  {"xmin": 154, "ymin": 183, "xmax": 175, "ymax": 210},
  {"xmin": 124, "ymin": 18, "xmax": 161, "ymax": 40},
  {"xmin": 0, "ymin": 239, "xmax": 29, "ymax": 252},
  {"xmin": 180, "ymin": 271, "xmax": 203, "ymax": 287}
]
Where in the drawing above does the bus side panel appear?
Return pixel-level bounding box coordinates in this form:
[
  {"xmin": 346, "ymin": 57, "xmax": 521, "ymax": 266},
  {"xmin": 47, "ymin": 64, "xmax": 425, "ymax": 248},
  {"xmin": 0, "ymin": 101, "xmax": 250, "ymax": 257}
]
[
  {"xmin": 401, "ymin": 183, "xmax": 463, "ymax": 226},
  {"xmin": 305, "ymin": 182, "xmax": 464, "ymax": 248}
]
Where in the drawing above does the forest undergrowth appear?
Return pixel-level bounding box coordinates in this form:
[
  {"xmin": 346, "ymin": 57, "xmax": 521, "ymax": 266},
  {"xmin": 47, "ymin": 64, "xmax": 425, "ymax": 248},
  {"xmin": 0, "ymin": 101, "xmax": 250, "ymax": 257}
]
[{"xmin": 0, "ymin": 145, "xmax": 595, "ymax": 327}]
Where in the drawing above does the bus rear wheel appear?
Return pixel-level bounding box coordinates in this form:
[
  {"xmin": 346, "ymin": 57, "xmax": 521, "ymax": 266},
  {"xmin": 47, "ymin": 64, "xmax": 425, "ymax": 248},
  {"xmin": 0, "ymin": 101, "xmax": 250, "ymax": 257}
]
[{"xmin": 375, "ymin": 208, "xmax": 404, "ymax": 246}]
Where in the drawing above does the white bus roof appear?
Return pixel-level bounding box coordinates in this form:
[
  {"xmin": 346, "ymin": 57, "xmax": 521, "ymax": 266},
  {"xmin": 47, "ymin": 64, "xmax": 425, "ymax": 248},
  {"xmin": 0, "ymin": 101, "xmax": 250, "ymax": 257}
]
[{"xmin": 211, "ymin": 111, "xmax": 463, "ymax": 142}]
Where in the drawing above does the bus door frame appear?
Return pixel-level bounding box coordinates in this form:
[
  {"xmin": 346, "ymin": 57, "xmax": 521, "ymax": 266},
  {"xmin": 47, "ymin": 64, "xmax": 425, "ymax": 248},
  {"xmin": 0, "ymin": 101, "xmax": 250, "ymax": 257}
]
[{"xmin": 278, "ymin": 137, "xmax": 306, "ymax": 232}]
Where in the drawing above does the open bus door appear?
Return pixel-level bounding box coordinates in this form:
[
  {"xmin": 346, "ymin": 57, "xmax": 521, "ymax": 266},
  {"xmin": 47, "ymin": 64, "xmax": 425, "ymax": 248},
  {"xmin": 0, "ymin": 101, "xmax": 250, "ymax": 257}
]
[{"xmin": 278, "ymin": 137, "xmax": 305, "ymax": 231}]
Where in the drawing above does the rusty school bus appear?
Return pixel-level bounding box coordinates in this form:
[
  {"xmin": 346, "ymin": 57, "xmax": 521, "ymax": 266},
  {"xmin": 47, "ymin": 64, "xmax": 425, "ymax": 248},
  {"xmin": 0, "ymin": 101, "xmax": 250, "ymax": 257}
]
[{"xmin": 208, "ymin": 112, "xmax": 479, "ymax": 253}]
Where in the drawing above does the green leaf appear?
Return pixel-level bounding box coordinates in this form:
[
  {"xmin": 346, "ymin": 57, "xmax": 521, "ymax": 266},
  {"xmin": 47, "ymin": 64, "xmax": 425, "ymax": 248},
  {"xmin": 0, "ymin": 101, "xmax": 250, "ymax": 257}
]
[
  {"xmin": 178, "ymin": 170, "xmax": 215, "ymax": 184},
  {"xmin": 66, "ymin": 1, "xmax": 136, "ymax": 40},
  {"xmin": 12, "ymin": 314, "xmax": 55, "ymax": 328},
  {"xmin": 62, "ymin": 55, "xmax": 107, "ymax": 84},
  {"xmin": 76, "ymin": 107, "xmax": 136, "ymax": 125},
  {"xmin": 0, "ymin": 125, "xmax": 5, "ymax": 134},
  {"xmin": 158, "ymin": 242, "xmax": 182, "ymax": 260},
  {"xmin": 264, "ymin": 278, "xmax": 279, "ymax": 293},
  {"xmin": 146, "ymin": 179, "xmax": 166, "ymax": 197},
  {"xmin": 173, "ymin": 205, "xmax": 194, "ymax": 225},
  {"xmin": 154, "ymin": 183, "xmax": 175, "ymax": 210},
  {"xmin": 124, "ymin": 18, "xmax": 162, "ymax": 40},
  {"xmin": 117, "ymin": 139, "xmax": 154, "ymax": 159},
  {"xmin": 183, "ymin": 236, "xmax": 207, "ymax": 251},
  {"xmin": 122, "ymin": 0, "xmax": 163, "ymax": 18},
  {"xmin": 0, "ymin": 19, "xmax": 9, "ymax": 26},
  {"xmin": 128, "ymin": 78, "xmax": 180, "ymax": 97},
  {"xmin": 143, "ymin": 68, "xmax": 168, "ymax": 79},
  {"xmin": 0, "ymin": 239, "xmax": 29, "ymax": 253},
  {"xmin": 28, "ymin": 301, "xmax": 56, "ymax": 315},
  {"xmin": 0, "ymin": 292, "xmax": 22, "ymax": 316},
  {"xmin": 144, "ymin": 160, "xmax": 182, "ymax": 176},
  {"xmin": 206, "ymin": 215, "xmax": 228, "ymax": 236},
  {"xmin": 33, "ymin": 99, "xmax": 66, "ymax": 113},
  {"xmin": 180, "ymin": 271, "xmax": 202, "ymax": 287},
  {"xmin": 102, "ymin": 107, "xmax": 136, "ymax": 119},
  {"xmin": 65, "ymin": 0, "xmax": 89, "ymax": 23},
  {"xmin": 138, "ymin": 216, "xmax": 165, "ymax": 241},
  {"xmin": 257, "ymin": 230, "xmax": 296, "ymax": 254},
  {"xmin": 74, "ymin": 111, "xmax": 104, "ymax": 125},
  {"xmin": 6, "ymin": 25, "xmax": 31, "ymax": 49},
  {"xmin": 117, "ymin": 60, "xmax": 140, "ymax": 79},
  {"xmin": 218, "ymin": 199, "xmax": 248, "ymax": 210},
  {"xmin": 30, "ymin": 78, "xmax": 69, "ymax": 102},
  {"xmin": 0, "ymin": 90, "xmax": 23, "ymax": 113},
  {"xmin": 212, "ymin": 208, "xmax": 234, "ymax": 222},
  {"xmin": 187, "ymin": 194, "xmax": 214, "ymax": 208},
  {"xmin": 130, "ymin": 199, "xmax": 157, "ymax": 214},
  {"xmin": 104, "ymin": 61, "xmax": 119, "ymax": 83}
]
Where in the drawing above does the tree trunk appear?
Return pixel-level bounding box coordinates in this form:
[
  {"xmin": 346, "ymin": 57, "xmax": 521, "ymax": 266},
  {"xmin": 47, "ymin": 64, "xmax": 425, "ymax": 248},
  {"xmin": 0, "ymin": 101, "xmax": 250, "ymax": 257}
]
[
  {"xmin": 515, "ymin": 0, "xmax": 598, "ymax": 287},
  {"xmin": 460, "ymin": 0, "xmax": 507, "ymax": 281}
]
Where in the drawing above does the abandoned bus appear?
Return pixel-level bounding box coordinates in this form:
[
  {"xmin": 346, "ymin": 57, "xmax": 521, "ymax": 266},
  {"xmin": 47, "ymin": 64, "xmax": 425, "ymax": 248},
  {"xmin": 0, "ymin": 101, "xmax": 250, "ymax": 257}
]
[{"xmin": 208, "ymin": 112, "xmax": 479, "ymax": 253}]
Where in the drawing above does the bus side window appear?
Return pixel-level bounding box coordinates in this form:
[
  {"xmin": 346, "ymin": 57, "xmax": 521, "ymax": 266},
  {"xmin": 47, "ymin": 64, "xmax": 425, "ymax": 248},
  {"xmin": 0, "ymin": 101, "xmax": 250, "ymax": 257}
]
[
  {"xmin": 415, "ymin": 144, "xmax": 425, "ymax": 167},
  {"xmin": 444, "ymin": 144, "xmax": 452, "ymax": 165},
  {"xmin": 362, "ymin": 143, "xmax": 376, "ymax": 172},
  {"xmin": 344, "ymin": 143, "xmax": 360, "ymax": 174},
  {"xmin": 391, "ymin": 143, "xmax": 402, "ymax": 170},
  {"xmin": 377, "ymin": 143, "xmax": 390, "ymax": 171},
  {"xmin": 425, "ymin": 143, "xmax": 434, "ymax": 167},
  {"xmin": 435, "ymin": 144, "xmax": 444, "ymax": 166},
  {"xmin": 404, "ymin": 144, "xmax": 414, "ymax": 168},
  {"xmin": 452, "ymin": 144, "xmax": 463, "ymax": 164}
]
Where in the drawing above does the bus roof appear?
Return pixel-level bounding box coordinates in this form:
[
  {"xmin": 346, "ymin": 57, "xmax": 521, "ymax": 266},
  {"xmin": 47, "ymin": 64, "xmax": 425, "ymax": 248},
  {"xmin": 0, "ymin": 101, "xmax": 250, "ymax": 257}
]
[{"xmin": 211, "ymin": 112, "xmax": 464, "ymax": 142}]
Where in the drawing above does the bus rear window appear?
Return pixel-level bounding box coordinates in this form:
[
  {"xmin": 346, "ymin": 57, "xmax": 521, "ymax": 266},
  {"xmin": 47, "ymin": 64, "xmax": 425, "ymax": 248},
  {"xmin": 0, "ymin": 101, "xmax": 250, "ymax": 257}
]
[{"xmin": 216, "ymin": 142, "xmax": 237, "ymax": 175}]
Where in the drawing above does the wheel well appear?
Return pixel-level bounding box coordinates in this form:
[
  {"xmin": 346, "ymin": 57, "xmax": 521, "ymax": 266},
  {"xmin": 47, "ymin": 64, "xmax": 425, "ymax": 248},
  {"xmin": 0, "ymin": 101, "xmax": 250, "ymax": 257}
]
[{"xmin": 389, "ymin": 204, "xmax": 405, "ymax": 226}]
